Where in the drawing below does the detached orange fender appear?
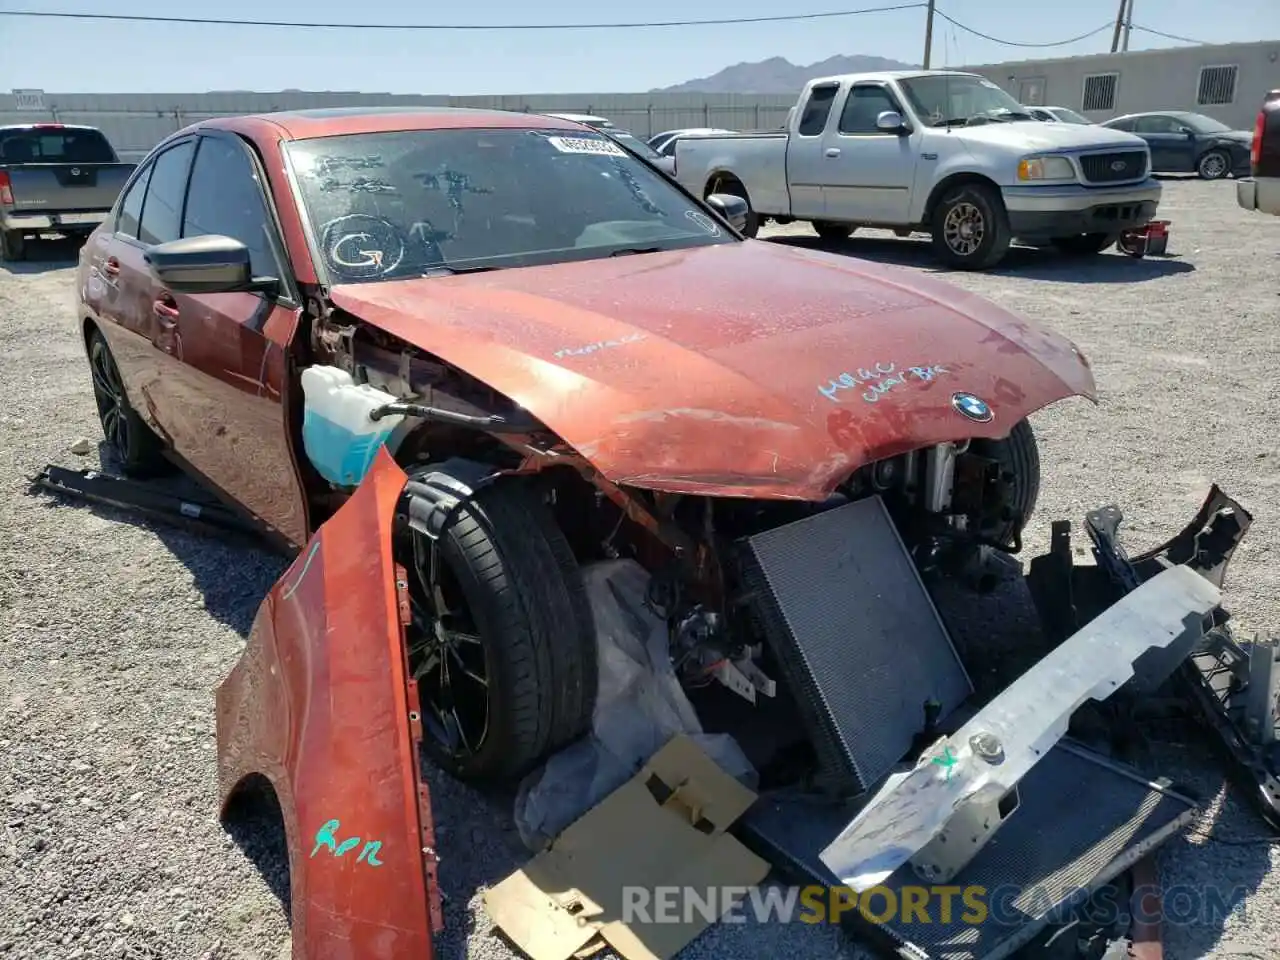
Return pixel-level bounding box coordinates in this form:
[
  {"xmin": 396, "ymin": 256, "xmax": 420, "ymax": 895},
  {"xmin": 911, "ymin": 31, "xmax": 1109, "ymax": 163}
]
[{"xmin": 215, "ymin": 449, "xmax": 443, "ymax": 959}]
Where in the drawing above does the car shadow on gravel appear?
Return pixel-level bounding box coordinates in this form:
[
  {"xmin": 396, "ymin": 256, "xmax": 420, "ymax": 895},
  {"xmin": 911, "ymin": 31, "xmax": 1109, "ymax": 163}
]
[
  {"xmin": 0, "ymin": 236, "xmax": 83, "ymax": 275},
  {"xmin": 767, "ymin": 234, "xmax": 1197, "ymax": 284}
]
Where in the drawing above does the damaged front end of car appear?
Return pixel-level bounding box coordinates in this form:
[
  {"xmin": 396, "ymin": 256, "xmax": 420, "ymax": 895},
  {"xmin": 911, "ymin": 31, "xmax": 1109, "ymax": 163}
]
[{"xmin": 215, "ymin": 432, "xmax": 1278, "ymax": 960}]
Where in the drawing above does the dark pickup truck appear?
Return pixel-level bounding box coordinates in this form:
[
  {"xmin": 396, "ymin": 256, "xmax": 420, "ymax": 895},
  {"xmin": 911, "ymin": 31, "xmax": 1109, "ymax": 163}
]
[
  {"xmin": 0, "ymin": 123, "xmax": 135, "ymax": 261},
  {"xmin": 1238, "ymin": 89, "xmax": 1280, "ymax": 217}
]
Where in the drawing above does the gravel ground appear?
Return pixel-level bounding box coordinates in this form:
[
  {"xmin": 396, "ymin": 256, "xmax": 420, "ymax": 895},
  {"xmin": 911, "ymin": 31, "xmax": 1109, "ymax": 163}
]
[{"xmin": 1, "ymin": 178, "xmax": 1278, "ymax": 960}]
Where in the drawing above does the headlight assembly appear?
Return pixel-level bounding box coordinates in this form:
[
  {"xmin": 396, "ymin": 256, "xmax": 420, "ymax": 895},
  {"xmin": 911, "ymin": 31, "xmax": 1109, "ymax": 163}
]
[{"xmin": 1017, "ymin": 155, "xmax": 1076, "ymax": 181}]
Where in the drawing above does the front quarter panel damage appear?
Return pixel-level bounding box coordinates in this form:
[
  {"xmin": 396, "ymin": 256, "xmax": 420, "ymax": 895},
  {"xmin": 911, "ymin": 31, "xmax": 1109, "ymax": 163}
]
[{"xmin": 215, "ymin": 450, "xmax": 440, "ymax": 959}]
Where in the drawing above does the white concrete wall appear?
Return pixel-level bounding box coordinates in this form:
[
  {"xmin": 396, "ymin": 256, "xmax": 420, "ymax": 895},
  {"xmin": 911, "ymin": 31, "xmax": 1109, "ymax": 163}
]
[{"xmin": 965, "ymin": 40, "xmax": 1280, "ymax": 129}]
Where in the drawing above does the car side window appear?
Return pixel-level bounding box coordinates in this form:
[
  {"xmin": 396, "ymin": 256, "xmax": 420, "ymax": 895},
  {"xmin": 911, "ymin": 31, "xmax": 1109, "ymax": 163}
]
[
  {"xmin": 797, "ymin": 84, "xmax": 840, "ymax": 136},
  {"xmin": 837, "ymin": 85, "xmax": 900, "ymax": 135},
  {"xmin": 115, "ymin": 163, "xmax": 153, "ymax": 239},
  {"xmin": 1135, "ymin": 116, "xmax": 1179, "ymax": 134},
  {"xmin": 138, "ymin": 140, "xmax": 196, "ymax": 246},
  {"xmin": 182, "ymin": 135, "xmax": 277, "ymax": 280},
  {"xmin": 1107, "ymin": 118, "xmax": 1134, "ymax": 131}
]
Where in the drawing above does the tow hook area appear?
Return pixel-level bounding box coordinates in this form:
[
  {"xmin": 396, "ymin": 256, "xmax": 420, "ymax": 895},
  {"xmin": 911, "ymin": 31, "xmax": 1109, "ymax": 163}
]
[{"xmin": 1117, "ymin": 220, "xmax": 1170, "ymax": 258}]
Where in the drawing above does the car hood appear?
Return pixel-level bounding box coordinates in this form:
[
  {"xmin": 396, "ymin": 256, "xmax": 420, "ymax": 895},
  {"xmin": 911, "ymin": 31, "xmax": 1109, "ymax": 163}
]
[
  {"xmin": 959, "ymin": 120, "xmax": 1146, "ymax": 153},
  {"xmin": 330, "ymin": 240, "xmax": 1096, "ymax": 499}
]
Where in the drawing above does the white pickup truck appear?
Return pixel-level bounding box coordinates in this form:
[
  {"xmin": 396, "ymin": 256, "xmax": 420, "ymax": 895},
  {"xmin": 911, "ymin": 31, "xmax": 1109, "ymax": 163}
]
[{"xmin": 674, "ymin": 70, "xmax": 1163, "ymax": 269}]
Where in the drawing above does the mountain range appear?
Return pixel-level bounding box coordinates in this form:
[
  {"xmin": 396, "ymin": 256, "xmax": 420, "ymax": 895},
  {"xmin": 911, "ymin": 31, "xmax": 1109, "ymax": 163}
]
[{"xmin": 653, "ymin": 55, "xmax": 920, "ymax": 94}]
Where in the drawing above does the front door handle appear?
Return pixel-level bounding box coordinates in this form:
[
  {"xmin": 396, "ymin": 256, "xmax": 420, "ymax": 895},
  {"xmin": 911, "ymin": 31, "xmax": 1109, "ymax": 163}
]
[{"xmin": 825, "ymin": 148, "xmax": 841, "ymax": 158}]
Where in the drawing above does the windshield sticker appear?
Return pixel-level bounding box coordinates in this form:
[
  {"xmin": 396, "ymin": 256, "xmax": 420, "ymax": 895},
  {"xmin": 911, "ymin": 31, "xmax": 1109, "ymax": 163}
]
[
  {"xmin": 554, "ymin": 332, "xmax": 646, "ymax": 360},
  {"xmin": 818, "ymin": 362, "xmax": 949, "ymax": 404},
  {"xmin": 978, "ymin": 79, "xmax": 1000, "ymax": 89},
  {"xmin": 685, "ymin": 210, "xmax": 721, "ymax": 236},
  {"xmin": 546, "ymin": 135, "xmax": 627, "ymax": 157}
]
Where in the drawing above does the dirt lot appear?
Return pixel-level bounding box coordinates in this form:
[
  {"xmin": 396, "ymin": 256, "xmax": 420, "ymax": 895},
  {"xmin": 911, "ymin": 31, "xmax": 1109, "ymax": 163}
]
[{"xmin": 1, "ymin": 179, "xmax": 1278, "ymax": 960}]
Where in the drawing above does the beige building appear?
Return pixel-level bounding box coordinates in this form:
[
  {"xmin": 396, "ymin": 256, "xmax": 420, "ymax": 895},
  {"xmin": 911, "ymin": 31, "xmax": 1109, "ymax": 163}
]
[{"xmin": 966, "ymin": 40, "xmax": 1280, "ymax": 130}]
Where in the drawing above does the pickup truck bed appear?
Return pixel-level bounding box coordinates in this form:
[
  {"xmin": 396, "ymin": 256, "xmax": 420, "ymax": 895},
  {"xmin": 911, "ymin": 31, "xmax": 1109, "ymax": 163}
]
[{"xmin": 0, "ymin": 124, "xmax": 135, "ymax": 261}]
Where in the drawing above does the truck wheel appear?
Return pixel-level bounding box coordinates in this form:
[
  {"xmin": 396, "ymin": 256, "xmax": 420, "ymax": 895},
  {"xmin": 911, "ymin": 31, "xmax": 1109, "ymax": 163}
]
[
  {"xmin": 708, "ymin": 179, "xmax": 759, "ymax": 237},
  {"xmin": 970, "ymin": 418, "xmax": 1040, "ymax": 545},
  {"xmin": 1050, "ymin": 233, "xmax": 1119, "ymax": 256},
  {"xmin": 399, "ymin": 473, "xmax": 597, "ymax": 782},
  {"xmin": 930, "ymin": 183, "xmax": 1011, "ymax": 270},
  {"xmin": 1196, "ymin": 150, "xmax": 1230, "ymax": 180},
  {"xmin": 813, "ymin": 221, "xmax": 855, "ymax": 241},
  {"xmin": 87, "ymin": 329, "xmax": 169, "ymax": 477},
  {"xmin": 0, "ymin": 229, "xmax": 26, "ymax": 262}
]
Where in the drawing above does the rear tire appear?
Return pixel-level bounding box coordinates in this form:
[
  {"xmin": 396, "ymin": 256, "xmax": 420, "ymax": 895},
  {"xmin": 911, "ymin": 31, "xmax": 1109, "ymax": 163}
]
[
  {"xmin": 813, "ymin": 220, "xmax": 855, "ymax": 241},
  {"xmin": 1050, "ymin": 233, "xmax": 1119, "ymax": 256},
  {"xmin": 399, "ymin": 474, "xmax": 597, "ymax": 782},
  {"xmin": 970, "ymin": 418, "xmax": 1040, "ymax": 545},
  {"xmin": 87, "ymin": 328, "xmax": 169, "ymax": 477},
  {"xmin": 0, "ymin": 229, "xmax": 26, "ymax": 262},
  {"xmin": 929, "ymin": 182, "xmax": 1011, "ymax": 270}
]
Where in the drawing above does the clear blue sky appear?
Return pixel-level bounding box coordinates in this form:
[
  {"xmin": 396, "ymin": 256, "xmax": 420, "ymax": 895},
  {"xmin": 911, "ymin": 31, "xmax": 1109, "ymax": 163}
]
[{"xmin": 0, "ymin": 0, "xmax": 1274, "ymax": 94}]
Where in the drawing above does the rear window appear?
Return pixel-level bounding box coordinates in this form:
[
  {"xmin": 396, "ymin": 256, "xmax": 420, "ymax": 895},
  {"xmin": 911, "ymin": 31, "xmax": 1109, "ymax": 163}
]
[{"xmin": 0, "ymin": 127, "xmax": 116, "ymax": 164}]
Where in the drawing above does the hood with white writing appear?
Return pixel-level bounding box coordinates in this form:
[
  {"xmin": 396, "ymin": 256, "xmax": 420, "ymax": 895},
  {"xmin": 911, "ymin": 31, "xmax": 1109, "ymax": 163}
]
[{"xmin": 332, "ymin": 239, "xmax": 1095, "ymax": 499}]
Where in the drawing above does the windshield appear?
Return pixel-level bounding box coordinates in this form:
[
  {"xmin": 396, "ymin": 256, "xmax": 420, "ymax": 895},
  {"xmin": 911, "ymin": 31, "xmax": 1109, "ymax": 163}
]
[
  {"xmin": 608, "ymin": 130, "xmax": 664, "ymax": 161},
  {"xmin": 287, "ymin": 127, "xmax": 731, "ymax": 283},
  {"xmin": 1051, "ymin": 108, "xmax": 1091, "ymax": 124},
  {"xmin": 897, "ymin": 75, "xmax": 1034, "ymax": 127},
  {"xmin": 1180, "ymin": 113, "xmax": 1232, "ymax": 134},
  {"xmin": 0, "ymin": 127, "xmax": 116, "ymax": 163}
]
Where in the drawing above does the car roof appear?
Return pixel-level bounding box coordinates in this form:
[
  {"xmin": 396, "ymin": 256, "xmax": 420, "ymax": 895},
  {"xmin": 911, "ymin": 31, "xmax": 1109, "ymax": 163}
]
[
  {"xmin": 543, "ymin": 112, "xmax": 613, "ymax": 126},
  {"xmin": 0, "ymin": 123, "xmax": 103, "ymax": 132},
  {"xmin": 196, "ymin": 106, "xmax": 588, "ymax": 141}
]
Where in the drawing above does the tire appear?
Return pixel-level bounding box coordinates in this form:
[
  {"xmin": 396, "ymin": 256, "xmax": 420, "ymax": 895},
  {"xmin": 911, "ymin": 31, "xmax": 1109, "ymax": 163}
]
[
  {"xmin": 813, "ymin": 220, "xmax": 855, "ymax": 241},
  {"xmin": 1050, "ymin": 233, "xmax": 1119, "ymax": 256},
  {"xmin": 400, "ymin": 473, "xmax": 597, "ymax": 782},
  {"xmin": 1197, "ymin": 149, "xmax": 1230, "ymax": 180},
  {"xmin": 0, "ymin": 229, "xmax": 26, "ymax": 262},
  {"xmin": 708, "ymin": 178, "xmax": 759, "ymax": 237},
  {"xmin": 929, "ymin": 182, "xmax": 1011, "ymax": 270},
  {"xmin": 87, "ymin": 328, "xmax": 169, "ymax": 477},
  {"xmin": 969, "ymin": 418, "xmax": 1040, "ymax": 545}
]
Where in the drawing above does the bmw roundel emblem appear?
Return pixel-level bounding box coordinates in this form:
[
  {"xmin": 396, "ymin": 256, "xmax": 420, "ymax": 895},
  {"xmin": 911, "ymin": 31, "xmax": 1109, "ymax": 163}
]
[{"xmin": 951, "ymin": 392, "xmax": 993, "ymax": 423}]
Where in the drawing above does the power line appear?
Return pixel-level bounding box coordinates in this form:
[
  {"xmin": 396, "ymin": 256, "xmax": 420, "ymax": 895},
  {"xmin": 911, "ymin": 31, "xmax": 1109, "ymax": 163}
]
[
  {"xmin": 0, "ymin": 4, "xmax": 927, "ymax": 31},
  {"xmin": 933, "ymin": 11, "xmax": 1117, "ymax": 48},
  {"xmin": 1130, "ymin": 23, "xmax": 1211, "ymax": 45}
]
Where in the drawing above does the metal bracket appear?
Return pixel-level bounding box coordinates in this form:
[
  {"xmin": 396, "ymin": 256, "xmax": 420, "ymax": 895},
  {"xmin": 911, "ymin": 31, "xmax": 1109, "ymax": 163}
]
[{"xmin": 399, "ymin": 457, "xmax": 500, "ymax": 541}]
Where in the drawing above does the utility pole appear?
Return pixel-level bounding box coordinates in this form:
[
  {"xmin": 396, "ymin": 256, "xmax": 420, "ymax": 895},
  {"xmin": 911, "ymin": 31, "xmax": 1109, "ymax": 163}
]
[
  {"xmin": 923, "ymin": 0, "xmax": 936, "ymax": 69},
  {"xmin": 1121, "ymin": 0, "xmax": 1134, "ymax": 52},
  {"xmin": 1110, "ymin": 0, "xmax": 1127, "ymax": 52}
]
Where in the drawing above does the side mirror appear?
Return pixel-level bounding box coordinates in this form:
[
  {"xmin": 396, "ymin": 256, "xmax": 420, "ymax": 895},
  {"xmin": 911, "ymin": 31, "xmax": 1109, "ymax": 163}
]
[
  {"xmin": 705, "ymin": 193, "xmax": 749, "ymax": 233},
  {"xmin": 876, "ymin": 110, "xmax": 908, "ymax": 133},
  {"xmin": 144, "ymin": 235, "xmax": 279, "ymax": 296},
  {"xmin": 1179, "ymin": 127, "xmax": 1195, "ymax": 137}
]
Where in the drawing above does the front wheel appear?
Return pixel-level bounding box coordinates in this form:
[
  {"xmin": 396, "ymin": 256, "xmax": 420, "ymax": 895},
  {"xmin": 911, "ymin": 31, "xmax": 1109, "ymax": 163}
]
[
  {"xmin": 398, "ymin": 474, "xmax": 598, "ymax": 782},
  {"xmin": 929, "ymin": 183, "xmax": 1011, "ymax": 270},
  {"xmin": 1050, "ymin": 233, "xmax": 1119, "ymax": 256},
  {"xmin": 1197, "ymin": 149, "xmax": 1230, "ymax": 180},
  {"xmin": 969, "ymin": 418, "xmax": 1040, "ymax": 546}
]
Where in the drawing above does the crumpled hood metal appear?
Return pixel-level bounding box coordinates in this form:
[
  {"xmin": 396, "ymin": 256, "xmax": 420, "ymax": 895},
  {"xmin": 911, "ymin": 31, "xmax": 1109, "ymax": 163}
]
[{"xmin": 330, "ymin": 240, "xmax": 1095, "ymax": 499}]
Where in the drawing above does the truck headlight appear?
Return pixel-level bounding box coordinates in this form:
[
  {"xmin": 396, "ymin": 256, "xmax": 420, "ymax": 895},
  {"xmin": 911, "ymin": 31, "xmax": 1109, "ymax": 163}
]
[{"xmin": 1017, "ymin": 155, "xmax": 1076, "ymax": 181}]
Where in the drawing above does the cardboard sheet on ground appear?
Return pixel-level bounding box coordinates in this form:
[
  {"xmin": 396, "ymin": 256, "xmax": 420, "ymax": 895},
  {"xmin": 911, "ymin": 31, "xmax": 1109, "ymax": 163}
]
[{"xmin": 484, "ymin": 734, "xmax": 770, "ymax": 960}]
